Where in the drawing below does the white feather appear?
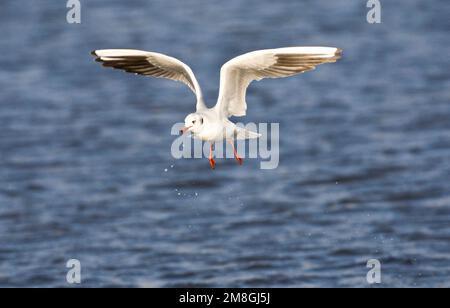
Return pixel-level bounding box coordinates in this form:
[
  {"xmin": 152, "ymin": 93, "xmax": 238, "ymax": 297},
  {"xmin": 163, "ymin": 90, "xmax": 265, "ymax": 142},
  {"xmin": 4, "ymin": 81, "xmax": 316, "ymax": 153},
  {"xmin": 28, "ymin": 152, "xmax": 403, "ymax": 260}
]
[
  {"xmin": 92, "ymin": 49, "xmax": 206, "ymax": 111},
  {"xmin": 215, "ymin": 47, "xmax": 342, "ymax": 117}
]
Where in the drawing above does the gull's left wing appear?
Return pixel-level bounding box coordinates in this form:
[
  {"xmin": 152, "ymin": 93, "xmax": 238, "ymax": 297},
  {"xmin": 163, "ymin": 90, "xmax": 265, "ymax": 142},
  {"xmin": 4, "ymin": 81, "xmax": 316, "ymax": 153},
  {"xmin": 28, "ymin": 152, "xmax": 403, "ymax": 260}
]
[{"xmin": 215, "ymin": 47, "xmax": 342, "ymax": 117}]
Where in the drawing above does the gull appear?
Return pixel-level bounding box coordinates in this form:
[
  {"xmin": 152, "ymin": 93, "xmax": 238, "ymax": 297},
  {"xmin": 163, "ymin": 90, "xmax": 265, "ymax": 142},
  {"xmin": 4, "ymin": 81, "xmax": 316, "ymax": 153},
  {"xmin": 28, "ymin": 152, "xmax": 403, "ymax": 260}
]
[{"xmin": 91, "ymin": 47, "xmax": 342, "ymax": 169}]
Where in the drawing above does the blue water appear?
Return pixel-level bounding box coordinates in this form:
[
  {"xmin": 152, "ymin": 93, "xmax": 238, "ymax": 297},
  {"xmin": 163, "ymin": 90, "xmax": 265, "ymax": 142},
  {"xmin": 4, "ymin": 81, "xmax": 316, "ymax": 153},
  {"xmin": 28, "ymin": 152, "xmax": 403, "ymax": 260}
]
[{"xmin": 0, "ymin": 0, "xmax": 449, "ymax": 287}]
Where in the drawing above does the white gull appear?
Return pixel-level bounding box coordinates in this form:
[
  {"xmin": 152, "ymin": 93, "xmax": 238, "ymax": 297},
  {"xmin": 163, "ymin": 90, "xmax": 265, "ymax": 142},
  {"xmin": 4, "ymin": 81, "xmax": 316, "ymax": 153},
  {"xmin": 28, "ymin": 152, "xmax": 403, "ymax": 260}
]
[{"xmin": 91, "ymin": 47, "xmax": 342, "ymax": 169}]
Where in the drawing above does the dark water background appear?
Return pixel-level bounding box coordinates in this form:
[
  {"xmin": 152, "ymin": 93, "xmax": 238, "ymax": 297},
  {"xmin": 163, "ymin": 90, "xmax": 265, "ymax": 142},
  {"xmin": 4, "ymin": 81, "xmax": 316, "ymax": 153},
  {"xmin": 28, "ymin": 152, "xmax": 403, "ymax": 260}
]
[{"xmin": 0, "ymin": 0, "xmax": 449, "ymax": 287}]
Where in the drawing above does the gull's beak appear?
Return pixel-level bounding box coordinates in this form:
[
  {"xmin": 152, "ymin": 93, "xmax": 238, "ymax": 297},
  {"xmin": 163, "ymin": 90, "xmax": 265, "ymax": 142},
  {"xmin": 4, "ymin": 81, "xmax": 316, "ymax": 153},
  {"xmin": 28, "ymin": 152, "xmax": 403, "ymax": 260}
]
[{"xmin": 179, "ymin": 126, "xmax": 192, "ymax": 135}]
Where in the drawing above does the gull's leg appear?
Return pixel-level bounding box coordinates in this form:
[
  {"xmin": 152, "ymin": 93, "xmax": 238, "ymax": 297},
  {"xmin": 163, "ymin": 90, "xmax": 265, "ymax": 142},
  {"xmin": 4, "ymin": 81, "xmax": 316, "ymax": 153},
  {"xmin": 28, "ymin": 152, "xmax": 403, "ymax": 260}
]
[
  {"xmin": 228, "ymin": 140, "xmax": 243, "ymax": 165},
  {"xmin": 209, "ymin": 143, "xmax": 216, "ymax": 170}
]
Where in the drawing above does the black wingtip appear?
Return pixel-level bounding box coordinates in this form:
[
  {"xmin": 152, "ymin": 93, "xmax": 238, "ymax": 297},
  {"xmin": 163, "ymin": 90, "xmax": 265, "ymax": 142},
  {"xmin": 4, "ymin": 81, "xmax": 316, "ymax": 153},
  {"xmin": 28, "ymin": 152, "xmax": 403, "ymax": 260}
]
[{"xmin": 90, "ymin": 50, "xmax": 97, "ymax": 56}]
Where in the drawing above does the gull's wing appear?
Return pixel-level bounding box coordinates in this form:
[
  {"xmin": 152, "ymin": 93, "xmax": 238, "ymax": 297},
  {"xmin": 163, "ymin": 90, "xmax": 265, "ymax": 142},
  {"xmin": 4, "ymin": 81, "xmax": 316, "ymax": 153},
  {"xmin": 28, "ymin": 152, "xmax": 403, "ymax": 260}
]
[
  {"xmin": 91, "ymin": 49, "xmax": 206, "ymax": 111},
  {"xmin": 215, "ymin": 47, "xmax": 342, "ymax": 117}
]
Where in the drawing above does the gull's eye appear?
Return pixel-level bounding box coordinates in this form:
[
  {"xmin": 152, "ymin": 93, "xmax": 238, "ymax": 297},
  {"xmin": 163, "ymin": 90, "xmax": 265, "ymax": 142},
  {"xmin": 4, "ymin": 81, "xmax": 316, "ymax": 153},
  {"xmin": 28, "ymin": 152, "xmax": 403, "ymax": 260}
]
[{"xmin": 192, "ymin": 120, "xmax": 196, "ymax": 124}]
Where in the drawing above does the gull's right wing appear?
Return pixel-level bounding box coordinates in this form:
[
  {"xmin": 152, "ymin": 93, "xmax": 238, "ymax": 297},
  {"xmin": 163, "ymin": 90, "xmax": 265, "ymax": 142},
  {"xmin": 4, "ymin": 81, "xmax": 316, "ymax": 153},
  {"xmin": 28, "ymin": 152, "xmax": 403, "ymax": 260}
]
[{"xmin": 91, "ymin": 49, "xmax": 206, "ymax": 111}]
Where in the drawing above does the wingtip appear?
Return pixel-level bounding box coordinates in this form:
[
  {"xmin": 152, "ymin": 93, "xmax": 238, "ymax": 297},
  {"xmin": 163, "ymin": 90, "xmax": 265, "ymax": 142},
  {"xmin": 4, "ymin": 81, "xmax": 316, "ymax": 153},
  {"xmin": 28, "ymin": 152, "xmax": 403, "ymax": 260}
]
[{"xmin": 91, "ymin": 50, "xmax": 98, "ymax": 57}]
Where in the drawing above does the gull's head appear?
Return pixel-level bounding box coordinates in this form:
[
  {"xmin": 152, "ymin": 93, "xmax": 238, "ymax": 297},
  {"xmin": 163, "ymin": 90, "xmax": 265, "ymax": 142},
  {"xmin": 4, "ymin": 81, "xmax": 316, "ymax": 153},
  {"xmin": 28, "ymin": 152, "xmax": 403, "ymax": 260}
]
[{"xmin": 180, "ymin": 113, "xmax": 204, "ymax": 135}]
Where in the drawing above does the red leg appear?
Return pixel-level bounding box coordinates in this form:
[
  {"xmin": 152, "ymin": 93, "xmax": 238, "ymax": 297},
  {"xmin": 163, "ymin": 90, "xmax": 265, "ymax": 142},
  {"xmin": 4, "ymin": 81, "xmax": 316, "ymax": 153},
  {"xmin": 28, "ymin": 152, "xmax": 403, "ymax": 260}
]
[
  {"xmin": 209, "ymin": 143, "xmax": 216, "ymax": 170},
  {"xmin": 229, "ymin": 140, "xmax": 243, "ymax": 165}
]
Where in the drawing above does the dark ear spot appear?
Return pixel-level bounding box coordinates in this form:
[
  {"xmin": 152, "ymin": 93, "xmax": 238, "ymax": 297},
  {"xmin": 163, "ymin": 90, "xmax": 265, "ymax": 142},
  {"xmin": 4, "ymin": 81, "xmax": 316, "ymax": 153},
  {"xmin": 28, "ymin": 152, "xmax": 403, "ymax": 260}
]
[{"xmin": 201, "ymin": 118, "xmax": 204, "ymax": 124}]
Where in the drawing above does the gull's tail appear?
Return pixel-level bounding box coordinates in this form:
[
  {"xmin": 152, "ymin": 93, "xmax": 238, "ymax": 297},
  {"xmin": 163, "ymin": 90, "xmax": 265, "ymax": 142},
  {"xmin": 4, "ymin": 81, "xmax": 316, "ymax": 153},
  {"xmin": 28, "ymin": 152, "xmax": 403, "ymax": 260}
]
[{"xmin": 233, "ymin": 126, "xmax": 262, "ymax": 140}]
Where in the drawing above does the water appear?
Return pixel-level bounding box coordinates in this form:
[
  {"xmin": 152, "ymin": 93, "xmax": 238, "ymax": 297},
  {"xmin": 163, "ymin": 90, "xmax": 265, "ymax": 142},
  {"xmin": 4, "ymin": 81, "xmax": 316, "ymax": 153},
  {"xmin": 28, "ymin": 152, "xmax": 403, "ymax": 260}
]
[{"xmin": 0, "ymin": 0, "xmax": 449, "ymax": 287}]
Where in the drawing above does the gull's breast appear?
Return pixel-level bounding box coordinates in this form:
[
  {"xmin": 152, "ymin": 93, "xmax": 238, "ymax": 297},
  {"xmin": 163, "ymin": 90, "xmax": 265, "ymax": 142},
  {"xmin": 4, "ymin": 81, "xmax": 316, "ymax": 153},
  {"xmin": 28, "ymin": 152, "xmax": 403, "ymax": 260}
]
[{"xmin": 196, "ymin": 122, "xmax": 226, "ymax": 142}]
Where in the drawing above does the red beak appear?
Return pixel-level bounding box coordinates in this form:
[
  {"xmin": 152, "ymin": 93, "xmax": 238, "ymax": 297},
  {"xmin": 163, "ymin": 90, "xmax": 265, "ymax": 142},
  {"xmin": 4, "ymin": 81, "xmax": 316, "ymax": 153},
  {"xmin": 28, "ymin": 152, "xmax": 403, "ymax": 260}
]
[{"xmin": 179, "ymin": 126, "xmax": 192, "ymax": 135}]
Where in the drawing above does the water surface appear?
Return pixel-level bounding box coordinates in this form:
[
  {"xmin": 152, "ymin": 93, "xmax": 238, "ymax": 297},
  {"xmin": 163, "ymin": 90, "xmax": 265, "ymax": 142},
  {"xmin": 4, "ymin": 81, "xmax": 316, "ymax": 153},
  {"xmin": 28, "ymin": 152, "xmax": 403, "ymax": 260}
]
[{"xmin": 0, "ymin": 0, "xmax": 449, "ymax": 287}]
